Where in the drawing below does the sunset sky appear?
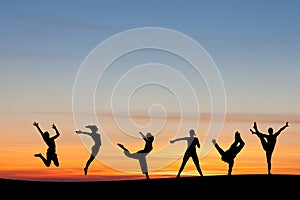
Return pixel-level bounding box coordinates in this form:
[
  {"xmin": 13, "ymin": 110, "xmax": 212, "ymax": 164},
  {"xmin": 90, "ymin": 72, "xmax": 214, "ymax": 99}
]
[{"xmin": 1, "ymin": 0, "xmax": 300, "ymax": 182}]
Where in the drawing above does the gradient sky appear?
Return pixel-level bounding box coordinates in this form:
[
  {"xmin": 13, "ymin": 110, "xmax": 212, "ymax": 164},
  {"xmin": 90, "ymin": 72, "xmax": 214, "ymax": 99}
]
[{"xmin": 0, "ymin": 0, "xmax": 300, "ymax": 181}]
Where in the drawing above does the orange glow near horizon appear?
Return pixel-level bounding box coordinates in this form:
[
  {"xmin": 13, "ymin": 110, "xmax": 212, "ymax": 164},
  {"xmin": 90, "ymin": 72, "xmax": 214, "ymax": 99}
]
[{"xmin": 0, "ymin": 112, "xmax": 300, "ymax": 181}]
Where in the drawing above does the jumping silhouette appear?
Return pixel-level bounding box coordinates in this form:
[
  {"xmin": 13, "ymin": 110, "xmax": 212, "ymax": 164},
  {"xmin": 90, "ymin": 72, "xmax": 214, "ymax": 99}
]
[
  {"xmin": 33, "ymin": 121, "xmax": 60, "ymax": 167},
  {"xmin": 117, "ymin": 132, "xmax": 154, "ymax": 180},
  {"xmin": 76, "ymin": 125, "xmax": 101, "ymax": 176},
  {"xmin": 170, "ymin": 129, "xmax": 204, "ymax": 179},
  {"xmin": 250, "ymin": 121, "xmax": 289, "ymax": 175},
  {"xmin": 212, "ymin": 131, "xmax": 245, "ymax": 175}
]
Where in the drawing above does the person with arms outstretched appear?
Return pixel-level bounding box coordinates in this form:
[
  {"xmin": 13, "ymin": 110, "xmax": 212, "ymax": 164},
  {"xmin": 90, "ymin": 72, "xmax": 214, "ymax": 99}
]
[
  {"xmin": 212, "ymin": 131, "xmax": 245, "ymax": 175},
  {"xmin": 170, "ymin": 129, "xmax": 204, "ymax": 179},
  {"xmin": 33, "ymin": 121, "xmax": 60, "ymax": 167},
  {"xmin": 117, "ymin": 131, "xmax": 154, "ymax": 180},
  {"xmin": 250, "ymin": 121, "xmax": 289, "ymax": 175},
  {"xmin": 76, "ymin": 125, "xmax": 101, "ymax": 176}
]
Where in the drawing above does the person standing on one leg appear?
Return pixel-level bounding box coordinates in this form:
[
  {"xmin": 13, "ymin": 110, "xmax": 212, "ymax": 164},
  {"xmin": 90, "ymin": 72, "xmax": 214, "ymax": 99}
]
[
  {"xmin": 212, "ymin": 131, "xmax": 245, "ymax": 176},
  {"xmin": 170, "ymin": 129, "xmax": 204, "ymax": 179},
  {"xmin": 33, "ymin": 121, "xmax": 60, "ymax": 167},
  {"xmin": 250, "ymin": 121, "xmax": 289, "ymax": 175},
  {"xmin": 117, "ymin": 132, "xmax": 154, "ymax": 180}
]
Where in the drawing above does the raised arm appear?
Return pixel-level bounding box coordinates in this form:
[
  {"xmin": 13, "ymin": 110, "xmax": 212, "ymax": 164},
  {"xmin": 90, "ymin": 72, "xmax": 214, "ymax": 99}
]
[
  {"xmin": 139, "ymin": 132, "xmax": 148, "ymax": 141},
  {"xmin": 33, "ymin": 121, "xmax": 44, "ymax": 135},
  {"xmin": 275, "ymin": 122, "xmax": 289, "ymax": 136},
  {"xmin": 51, "ymin": 123, "xmax": 60, "ymax": 139}
]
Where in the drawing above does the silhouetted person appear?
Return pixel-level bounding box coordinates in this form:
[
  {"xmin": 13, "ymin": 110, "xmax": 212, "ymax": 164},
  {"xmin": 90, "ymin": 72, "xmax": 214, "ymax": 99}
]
[
  {"xmin": 212, "ymin": 131, "xmax": 245, "ymax": 175},
  {"xmin": 33, "ymin": 121, "xmax": 60, "ymax": 167},
  {"xmin": 117, "ymin": 132, "xmax": 154, "ymax": 180},
  {"xmin": 76, "ymin": 125, "xmax": 101, "ymax": 176},
  {"xmin": 170, "ymin": 129, "xmax": 204, "ymax": 179},
  {"xmin": 250, "ymin": 121, "xmax": 289, "ymax": 175}
]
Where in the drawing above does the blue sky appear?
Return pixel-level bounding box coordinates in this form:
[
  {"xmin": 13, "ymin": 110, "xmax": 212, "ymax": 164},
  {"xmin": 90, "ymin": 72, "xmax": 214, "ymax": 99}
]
[{"xmin": 1, "ymin": 0, "xmax": 299, "ymax": 117}]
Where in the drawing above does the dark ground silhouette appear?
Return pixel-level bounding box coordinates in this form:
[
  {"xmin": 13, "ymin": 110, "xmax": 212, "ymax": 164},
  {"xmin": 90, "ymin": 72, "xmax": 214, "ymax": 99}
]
[{"xmin": 1, "ymin": 174, "xmax": 299, "ymax": 198}]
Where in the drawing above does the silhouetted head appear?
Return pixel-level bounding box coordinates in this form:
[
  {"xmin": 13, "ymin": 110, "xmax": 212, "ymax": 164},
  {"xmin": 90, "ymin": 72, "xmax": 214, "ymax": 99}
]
[
  {"xmin": 86, "ymin": 125, "xmax": 98, "ymax": 132},
  {"xmin": 268, "ymin": 127, "xmax": 273, "ymax": 134},
  {"xmin": 44, "ymin": 131, "xmax": 50, "ymax": 138},
  {"xmin": 189, "ymin": 129, "xmax": 196, "ymax": 137},
  {"xmin": 146, "ymin": 132, "xmax": 153, "ymax": 138}
]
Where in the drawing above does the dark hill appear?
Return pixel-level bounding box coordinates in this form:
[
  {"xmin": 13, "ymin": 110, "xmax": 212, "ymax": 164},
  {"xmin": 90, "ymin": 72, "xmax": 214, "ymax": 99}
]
[{"xmin": 1, "ymin": 174, "xmax": 298, "ymax": 198}]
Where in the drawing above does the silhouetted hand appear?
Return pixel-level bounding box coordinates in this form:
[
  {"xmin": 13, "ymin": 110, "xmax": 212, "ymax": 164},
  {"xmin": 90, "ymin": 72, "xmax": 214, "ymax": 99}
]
[
  {"xmin": 52, "ymin": 123, "xmax": 57, "ymax": 130},
  {"xmin": 253, "ymin": 122, "xmax": 257, "ymax": 130},
  {"xmin": 170, "ymin": 140, "xmax": 175, "ymax": 144},
  {"xmin": 33, "ymin": 121, "xmax": 39, "ymax": 127},
  {"xmin": 250, "ymin": 129, "xmax": 255, "ymax": 134},
  {"xmin": 235, "ymin": 131, "xmax": 241, "ymax": 140},
  {"xmin": 286, "ymin": 122, "xmax": 289, "ymax": 127},
  {"xmin": 212, "ymin": 139, "xmax": 217, "ymax": 145},
  {"xmin": 76, "ymin": 130, "xmax": 82, "ymax": 134}
]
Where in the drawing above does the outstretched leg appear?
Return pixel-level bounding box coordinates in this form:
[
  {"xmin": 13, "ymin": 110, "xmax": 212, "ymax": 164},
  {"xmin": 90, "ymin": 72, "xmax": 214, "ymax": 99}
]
[
  {"xmin": 214, "ymin": 143, "xmax": 225, "ymax": 157},
  {"xmin": 177, "ymin": 154, "xmax": 189, "ymax": 178},
  {"xmin": 229, "ymin": 135, "xmax": 245, "ymax": 156},
  {"xmin": 84, "ymin": 154, "xmax": 95, "ymax": 175},
  {"xmin": 121, "ymin": 151, "xmax": 150, "ymax": 180},
  {"xmin": 47, "ymin": 151, "xmax": 59, "ymax": 167},
  {"xmin": 191, "ymin": 154, "xmax": 203, "ymax": 176},
  {"xmin": 52, "ymin": 154, "xmax": 59, "ymax": 167},
  {"xmin": 84, "ymin": 145, "xmax": 100, "ymax": 175},
  {"xmin": 117, "ymin": 143, "xmax": 129, "ymax": 151},
  {"xmin": 34, "ymin": 153, "xmax": 51, "ymax": 167},
  {"xmin": 212, "ymin": 138, "xmax": 225, "ymax": 156},
  {"xmin": 254, "ymin": 132, "xmax": 268, "ymax": 151}
]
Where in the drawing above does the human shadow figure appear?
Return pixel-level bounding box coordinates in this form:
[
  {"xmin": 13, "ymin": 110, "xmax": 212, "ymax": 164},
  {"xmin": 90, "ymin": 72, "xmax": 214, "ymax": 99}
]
[
  {"xmin": 76, "ymin": 125, "xmax": 101, "ymax": 176},
  {"xmin": 212, "ymin": 131, "xmax": 245, "ymax": 176},
  {"xmin": 170, "ymin": 129, "xmax": 204, "ymax": 179},
  {"xmin": 33, "ymin": 121, "xmax": 60, "ymax": 167},
  {"xmin": 117, "ymin": 132, "xmax": 154, "ymax": 180},
  {"xmin": 250, "ymin": 121, "xmax": 289, "ymax": 175}
]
